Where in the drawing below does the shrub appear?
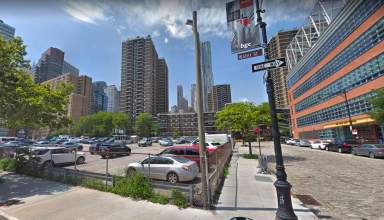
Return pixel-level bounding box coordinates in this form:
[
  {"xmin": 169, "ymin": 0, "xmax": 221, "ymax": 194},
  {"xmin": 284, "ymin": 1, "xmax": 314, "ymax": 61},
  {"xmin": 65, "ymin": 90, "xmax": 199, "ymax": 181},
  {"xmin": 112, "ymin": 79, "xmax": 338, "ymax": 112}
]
[
  {"xmin": 172, "ymin": 189, "xmax": 187, "ymax": 208},
  {"xmin": 111, "ymin": 172, "xmax": 153, "ymax": 200},
  {"xmin": 0, "ymin": 158, "xmax": 16, "ymax": 171},
  {"xmin": 149, "ymin": 193, "xmax": 169, "ymax": 205},
  {"xmin": 223, "ymin": 164, "xmax": 230, "ymax": 177},
  {"xmin": 82, "ymin": 178, "xmax": 107, "ymax": 191},
  {"xmin": 242, "ymin": 154, "xmax": 258, "ymax": 159}
]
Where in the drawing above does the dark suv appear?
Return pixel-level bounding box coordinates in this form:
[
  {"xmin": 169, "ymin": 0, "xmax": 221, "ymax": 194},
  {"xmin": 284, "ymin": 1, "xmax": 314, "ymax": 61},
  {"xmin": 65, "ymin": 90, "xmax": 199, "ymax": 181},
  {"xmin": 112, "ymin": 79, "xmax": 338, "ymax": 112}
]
[
  {"xmin": 97, "ymin": 143, "xmax": 131, "ymax": 158},
  {"xmin": 326, "ymin": 140, "xmax": 360, "ymax": 153}
]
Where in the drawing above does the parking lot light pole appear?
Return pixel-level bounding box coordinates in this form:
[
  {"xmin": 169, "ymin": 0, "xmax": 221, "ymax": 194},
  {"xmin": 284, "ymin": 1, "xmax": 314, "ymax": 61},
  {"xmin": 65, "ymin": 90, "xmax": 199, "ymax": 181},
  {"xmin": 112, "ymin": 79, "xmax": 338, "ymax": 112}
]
[
  {"xmin": 255, "ymin": 0, "xmax": 297, "ymax": 219},
  {"xmin": 186, "ymin": 11, "xmax": 210, "ymax": 210}
]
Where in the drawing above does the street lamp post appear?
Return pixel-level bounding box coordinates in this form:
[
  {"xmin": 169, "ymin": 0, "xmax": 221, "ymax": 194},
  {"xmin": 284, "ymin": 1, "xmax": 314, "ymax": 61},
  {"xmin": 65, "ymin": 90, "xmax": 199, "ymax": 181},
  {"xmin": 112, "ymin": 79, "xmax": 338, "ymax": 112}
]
[
  {"xmin": 255, "ymin": 0, "xmax": 297, "ymax": 219},
  {"xmin": 187, "ymin": 11, "xmax": 210, "ymax": 210},
  {"xmin": 341, "ymin": 89, "xmax": 354, "ymax": 134}
]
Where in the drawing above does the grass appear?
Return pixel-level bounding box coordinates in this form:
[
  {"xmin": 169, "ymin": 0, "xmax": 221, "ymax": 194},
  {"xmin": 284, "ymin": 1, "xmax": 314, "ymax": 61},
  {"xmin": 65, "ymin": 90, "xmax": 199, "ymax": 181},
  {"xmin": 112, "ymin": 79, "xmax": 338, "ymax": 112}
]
[
  {"xmin": 171, "ymin": 189, "xmax": 187, "ymax": 208},
  {"xmin": 242, "ymin": 154, "xmax": 258, "ymax": 159}
]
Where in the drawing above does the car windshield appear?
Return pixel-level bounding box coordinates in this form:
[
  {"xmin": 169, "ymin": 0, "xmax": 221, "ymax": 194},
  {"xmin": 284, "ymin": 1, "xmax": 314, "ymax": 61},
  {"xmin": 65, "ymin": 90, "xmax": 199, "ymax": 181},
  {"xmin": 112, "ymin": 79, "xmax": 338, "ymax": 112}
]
[
  {"xmin": 32, "ymin": 149, "xmax": 49, "ymax": 155},
  {"xmin": 173, "ymin": 157, "xmax": 190, "ymax": 163},
  {"xmin": 211, "ymin": 142, "xmax": 221, "ymax": 146}
]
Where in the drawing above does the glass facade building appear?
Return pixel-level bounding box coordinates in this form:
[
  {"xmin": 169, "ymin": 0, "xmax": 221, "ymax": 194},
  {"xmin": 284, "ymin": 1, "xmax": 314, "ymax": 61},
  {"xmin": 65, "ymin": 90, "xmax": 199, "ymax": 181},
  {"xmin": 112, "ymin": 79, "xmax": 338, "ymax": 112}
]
[{"xmin": 287, "ymin": 0, "xmax": 384, "ymax": 143}]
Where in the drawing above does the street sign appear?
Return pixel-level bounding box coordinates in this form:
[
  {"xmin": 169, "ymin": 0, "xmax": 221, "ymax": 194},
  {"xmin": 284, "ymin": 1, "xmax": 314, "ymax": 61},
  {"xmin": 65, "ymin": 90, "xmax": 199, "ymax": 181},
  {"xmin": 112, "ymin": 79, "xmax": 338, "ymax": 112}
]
[
  {"xmin": 251, "ymin": 57, "xmax": 286, "ymax": 72},
  {"xmin": 238, "ymin": 49, "xmax": 263, "ymax": 60}
]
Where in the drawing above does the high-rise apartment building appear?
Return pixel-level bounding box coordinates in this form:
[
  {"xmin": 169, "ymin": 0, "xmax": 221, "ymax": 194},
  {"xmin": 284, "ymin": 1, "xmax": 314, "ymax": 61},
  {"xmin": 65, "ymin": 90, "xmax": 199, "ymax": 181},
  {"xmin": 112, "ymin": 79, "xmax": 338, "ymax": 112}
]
[
  {"xmin": 212, "ymin": 84, "xmax": 232, "ymax": 112},
  {"xmin": 190, "ymin": 84, "xmax": 196, "ymax": 112},
  {"xmin": 155, "ymin": 58, "xmax": 169, "ymax": 114},
  {"xmin": 177, "ymin": 85, "xmax": 183, "ymax": 111},
  {"xmin": 104, "ymin": 85, "xmax": 120, "ymax": 113},
  {"xmin": 267, "ymin": 29, "xmax": 298, "ymax": 109},
  {"xmin": 0, "ymin": 19, "xmax": 15, "ymax": 41},
  {"xmin": 43, "ymin": 73, "xmax": 92, "ymax": 121},
  {"xmin": 287, "ymin": 0, "xmax": 384, "ymax": 142},
  {"xmin": 201, "ymin": 41, "xmax": 214, "ymax": 112},
  {"xmin": 120, "ymin": 36, "xmax": 167, "ymax": 121},
  {"xmin": 92, "ymin": 81, "xmax": 107, "ymax": 113},
  {"xmin": 32, "ymin": 47, "xmax": 78, "ymax": 83}
]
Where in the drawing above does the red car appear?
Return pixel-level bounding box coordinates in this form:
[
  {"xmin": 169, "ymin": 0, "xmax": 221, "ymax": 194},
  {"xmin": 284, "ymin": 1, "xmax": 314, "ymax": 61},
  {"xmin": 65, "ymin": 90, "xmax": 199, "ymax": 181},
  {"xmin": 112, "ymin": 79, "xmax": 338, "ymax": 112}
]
[{"xmin": 158, "ymin": 145, "xmax": 200, "ymax": 166}]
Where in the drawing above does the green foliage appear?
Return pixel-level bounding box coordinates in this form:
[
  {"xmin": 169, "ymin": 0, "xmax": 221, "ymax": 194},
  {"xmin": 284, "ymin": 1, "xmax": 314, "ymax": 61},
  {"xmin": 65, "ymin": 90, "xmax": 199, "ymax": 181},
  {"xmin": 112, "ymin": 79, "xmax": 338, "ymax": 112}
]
[
  {"xmin": 172, "ymin": 128, "xmax": 180, "ymax": 139},
  {"xmin": 171, "ymin": 189, "xmax": 187, "ymax": 208},
  {"xmin": 82, "ymin": 178, "xmax": 107, "ymax": 191},
  {"xmin": 72, "ymin": 112, "xmax": 132, "ymax": 137},
  {"xmin": 242, "ymin": 154, "xmax": 258, "ymax": 159},
  {"xmin": 149, "ymin": 193, "xmax": 169, "ymax": 205},
  {"xmin": 0, "ymin": 36, "xmax": 73, "ymax": 129},
  {"xmin": 0, "ymin": 158, "xmax": 16, "ymax": 171},
  {"xmin": 368, "ymin": 88, "xmax": 384, "ymax": 125},
  {"xmin": 135, "ymin": 113, "xmax": 157, "ymax": 137},
  {"xmin": 223, "ymin": 163, "xmax": 230, "ymax": 178},
  {"xmin": 110, "ymin": 172, "xmax": 153, "ymax": 200},
  {"xmin": 216, "ymin": 102, "xmax": 271, "ymax": 140}
]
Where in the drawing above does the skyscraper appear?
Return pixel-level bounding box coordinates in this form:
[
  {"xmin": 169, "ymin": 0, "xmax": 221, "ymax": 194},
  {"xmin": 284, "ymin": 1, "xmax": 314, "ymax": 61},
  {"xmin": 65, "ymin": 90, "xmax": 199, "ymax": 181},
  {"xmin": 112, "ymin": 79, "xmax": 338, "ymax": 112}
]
[
  {"xmin": 43, "ymin": 73, "xmax": 92, "ymax": 121},
  {"xmin": 177, "ymin": 85, "xmax": 183, "ymax": 111},
  {"xmin": 104, "ymin": 85, "xmax": 120, "ymax": 113},
  {"xmin": 32, "ymin": 47, "xmax": 79, "ymax": 83},
  {"xmin": 120, "ymin": 36, "xmax": 167, "ymax": 121},
  {"xmin": 212, "ymin": 84, "xmax": 232, "ymax": 112},
  {"xmin": 201, "ymin": 41, "xmax": 214, "ymax": 112},
  {"xmin": 0, "ymin": 19, "xmax": 15, "ymax": 41},
  {"xmin": 92, "ymin": 81, "xmax": 107, "ymax": 113},
  {"xmin": 155, "ymin": 58, "xmax": 169, "ymax": 114},
  {"xmin": 190, "ymin": 84, "xmax": 196, "ymax": 112},
  {"xmin": 267, "ymin": 29, "xmax": 298, "ymax": 109}
]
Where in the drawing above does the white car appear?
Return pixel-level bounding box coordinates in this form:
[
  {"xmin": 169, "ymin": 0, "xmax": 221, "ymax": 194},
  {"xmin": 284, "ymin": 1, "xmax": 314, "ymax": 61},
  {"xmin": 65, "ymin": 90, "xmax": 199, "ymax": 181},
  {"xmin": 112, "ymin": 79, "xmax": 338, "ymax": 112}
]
[
  {"xmin": 310, "ymin": 140, "xmax": 329, "ymax": 150},
  {"xmin": 31, "ymin": 147, "xmax": 86, "ymax": 167},
  {"xmin": 285, "ymin": 138, "xmax": 299, "ymax": 145}
]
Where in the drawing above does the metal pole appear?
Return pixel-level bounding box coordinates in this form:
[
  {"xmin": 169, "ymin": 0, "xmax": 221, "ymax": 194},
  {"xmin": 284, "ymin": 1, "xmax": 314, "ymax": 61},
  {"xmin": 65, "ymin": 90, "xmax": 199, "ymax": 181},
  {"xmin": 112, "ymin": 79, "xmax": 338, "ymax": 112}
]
[
  {"xmin": 343, "ymin": 90, "xmax": 354, "ymax": 133},
  {"xmin": 106, "ymin": 156, "xmax": 109, "ymax": 190},
  {"xmin": 258, "ymin": 131, "xmax": 261, "ymax": 157},
  {"xmin": 255, "ymin": 0, "xmax": 297, "ymax": 219},
  {"xmin": 192, "ymin": 10, "xmax": 210, "ymax": 210},
  {"xmin": 74, "ymin": 148, "xmax": 77, "ymax": 170}
]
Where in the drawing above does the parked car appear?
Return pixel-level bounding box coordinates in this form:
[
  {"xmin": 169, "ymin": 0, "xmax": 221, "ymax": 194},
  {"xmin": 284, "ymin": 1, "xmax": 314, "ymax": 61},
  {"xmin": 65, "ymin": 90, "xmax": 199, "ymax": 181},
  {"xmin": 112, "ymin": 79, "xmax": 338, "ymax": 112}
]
[
  {"xmin": 191, "ymin": 139, "xmax": 224, "ymax": 152},
  {"xmin": 150, "ymin": 137, "xmax": 159, "ymax": 143},
  {"xmin": 61, "ymin": 142, "xmax": 83, "ymax": 151},
  {"xmin": 325, "ymin": 140, "xmax": 359, "ymax": 153},
  {"xmin": 158, "ymin": 145, "xmax": 200, "ymax": 167},
  {"xmin": 126, "ymin": 156, "xmax": 198, "ymax": 183},
  {"xmin": 298, "ymin": 139, "xmax": 311, "ymax": 147},
  {"xmin": 175, "ymin": 137, "xmax": 187, "ymax": 144},
  {"xmin": 30, "ymin": 147, "xmax": 86, "ymax": 167},
  {"xmin": 138, "ymin": 138, "xmax": 152, "ymax": 147},
  {"xmin": 310, "ymin": 140, "xmax": 330, "ymax": 150},
  {"xmin": 352, "ymin": 144, "xmax": 384, "ymax": 158},
  {"xmin": 89, "ymin": 143, "xmax": 101, "ymax": 155},
  {"xmin": 34, "ymin": 140, "xmax": 51, "ymax": 146},
  {"xmin": 98, "ymin": 143, "xmax": 131, "ymax": 158},
  {"xmin": 285, "ymin": 138, "xmax": 299, "ymax": 145},
  {"xmin": 159, "ymin": 138, "xmax": 173, "ymax": 146}
]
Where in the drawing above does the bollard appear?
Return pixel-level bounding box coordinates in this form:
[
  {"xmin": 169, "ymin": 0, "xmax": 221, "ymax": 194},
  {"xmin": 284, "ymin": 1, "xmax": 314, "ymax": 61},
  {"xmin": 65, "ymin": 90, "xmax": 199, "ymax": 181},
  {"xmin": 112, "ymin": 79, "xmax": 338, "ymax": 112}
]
[{"xmin": 74, "ymin": 148, "xmax": 77, "ymax": 170}]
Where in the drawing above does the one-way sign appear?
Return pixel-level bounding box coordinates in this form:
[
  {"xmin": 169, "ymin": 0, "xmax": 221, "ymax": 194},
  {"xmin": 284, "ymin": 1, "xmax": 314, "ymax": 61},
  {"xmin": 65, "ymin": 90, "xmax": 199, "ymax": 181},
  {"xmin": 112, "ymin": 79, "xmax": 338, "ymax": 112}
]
[{"xmin": 252, "ymin": 58, "xmax": 286, "ymax": 72}]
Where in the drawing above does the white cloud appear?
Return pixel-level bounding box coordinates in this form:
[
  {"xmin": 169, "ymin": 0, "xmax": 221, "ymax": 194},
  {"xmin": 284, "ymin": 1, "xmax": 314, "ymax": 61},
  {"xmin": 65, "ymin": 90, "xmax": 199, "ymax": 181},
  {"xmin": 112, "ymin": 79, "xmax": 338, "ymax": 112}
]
[
  {"xmin": 63, "ymin": 0, "xmax": 314, "ymax": 39},
  {"xmin": 164, "ymin": 37, "xmax": 169, "ymax": 44},
  {"xmin": 240, "ymin": 97, "xmax": 250, "ymax": 102}
]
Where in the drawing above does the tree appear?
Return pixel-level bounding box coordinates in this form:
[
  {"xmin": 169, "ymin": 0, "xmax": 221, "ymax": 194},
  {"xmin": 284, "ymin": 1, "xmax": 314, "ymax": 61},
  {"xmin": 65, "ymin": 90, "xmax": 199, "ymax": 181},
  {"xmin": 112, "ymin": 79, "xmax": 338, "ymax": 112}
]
[
  {"xmin": 152, "ymin": 122, "xmax": 161, "ymax": 137},
  {"xmin": 172, "ymin": 128, "xmax": 180, "ymax": 139},
  {"xmin": 368, "ymin": 88, "xmax": 384, "ymax": 125},
  {"xmin": 0, "ymin": 36, "xmax": 73, "ymax": 130},
  {"xmin": 135, "ymin": 113, "xmax": 155, "ymax": 137}
]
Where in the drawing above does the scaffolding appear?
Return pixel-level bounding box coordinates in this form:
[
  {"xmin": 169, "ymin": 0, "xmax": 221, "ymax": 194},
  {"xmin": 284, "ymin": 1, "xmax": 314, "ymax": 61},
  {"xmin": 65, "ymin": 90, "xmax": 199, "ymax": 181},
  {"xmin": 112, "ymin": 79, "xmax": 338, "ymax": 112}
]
[{"xmin": 285, "ymin": 0, "xmax": 346, "ymax": 70}]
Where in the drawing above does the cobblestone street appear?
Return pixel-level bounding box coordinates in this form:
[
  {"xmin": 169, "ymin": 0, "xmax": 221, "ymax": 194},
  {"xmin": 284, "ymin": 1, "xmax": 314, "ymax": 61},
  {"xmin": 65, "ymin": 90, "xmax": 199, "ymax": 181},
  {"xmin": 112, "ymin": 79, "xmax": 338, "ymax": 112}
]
[{"xmin": 252, "ymin": 141, "xmax": 384, "ymax": 220}]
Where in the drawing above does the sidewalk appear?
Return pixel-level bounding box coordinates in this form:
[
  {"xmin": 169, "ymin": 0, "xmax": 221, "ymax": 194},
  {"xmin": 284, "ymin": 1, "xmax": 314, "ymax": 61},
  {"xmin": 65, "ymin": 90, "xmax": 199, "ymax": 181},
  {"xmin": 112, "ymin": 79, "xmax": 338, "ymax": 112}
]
[
  {"xmin": 0, "ymin": 145, "xmax": 317, "ymax": 220},
  {"xmin": 215, "ymin": 144, "xmax": 317, "ymax": 220}
]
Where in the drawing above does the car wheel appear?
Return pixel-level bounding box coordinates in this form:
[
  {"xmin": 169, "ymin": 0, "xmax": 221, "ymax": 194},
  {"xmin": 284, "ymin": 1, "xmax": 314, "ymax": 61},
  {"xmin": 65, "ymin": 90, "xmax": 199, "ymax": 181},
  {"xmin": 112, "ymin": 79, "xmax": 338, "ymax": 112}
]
[
  {"xmin": 76, "ymin": 156, "xmax": 85, "ymax": 164},
  {"xmin": 325, "ymin": 146, "xmax": 329, "ymax": 151},
  {"xmin": 126, "ymin": 168, "xmax": 136, "ymax": 177},
  {"xmin": 167, "ymin": 172, "xmax": 179, "ymax": 184},
  {"xmin": 369, "ymin": 152, "xmax": 375, "ymax": 159},
  {"xmin": 101, "ymin": 155, "xmax": 106, "ymax": 159},
  {"xmin": 338, "ymin": 148, "xmax": 342, "ymax": 153},
  {"xmin": 351, "ymin": 150, "xmax": 356, "ymax": 156}
]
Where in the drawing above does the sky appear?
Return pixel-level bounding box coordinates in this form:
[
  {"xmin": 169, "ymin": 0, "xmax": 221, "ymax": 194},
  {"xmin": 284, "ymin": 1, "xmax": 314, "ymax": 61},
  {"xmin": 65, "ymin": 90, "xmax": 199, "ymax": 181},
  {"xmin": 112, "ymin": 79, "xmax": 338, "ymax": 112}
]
[{"xmin": 0, "ymin": 0, "xmax": 315, "ymax": 109}]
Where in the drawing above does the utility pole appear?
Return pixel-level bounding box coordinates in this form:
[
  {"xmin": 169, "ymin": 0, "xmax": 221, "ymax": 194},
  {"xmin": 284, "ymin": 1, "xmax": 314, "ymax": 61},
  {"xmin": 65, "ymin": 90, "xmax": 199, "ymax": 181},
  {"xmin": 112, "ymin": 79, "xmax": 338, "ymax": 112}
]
[
  {"xmin": 255, "ymin": 0, "xmax": 297, "ymax": 219},
  {"xmin": 342, "ymin": 89, "xmax": 354, "ymax": 134},
  {"xmin": 187, "ymin": 11, "xmax": 210, "ymax": 209}
]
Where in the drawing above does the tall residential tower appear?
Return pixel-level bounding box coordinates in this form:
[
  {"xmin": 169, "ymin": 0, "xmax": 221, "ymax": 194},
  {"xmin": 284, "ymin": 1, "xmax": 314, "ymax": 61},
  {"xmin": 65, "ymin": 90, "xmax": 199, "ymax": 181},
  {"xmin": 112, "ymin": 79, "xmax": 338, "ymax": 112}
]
[{"xmin": 201, "ymin": 41, "xmax": 214, "ymax": 112}]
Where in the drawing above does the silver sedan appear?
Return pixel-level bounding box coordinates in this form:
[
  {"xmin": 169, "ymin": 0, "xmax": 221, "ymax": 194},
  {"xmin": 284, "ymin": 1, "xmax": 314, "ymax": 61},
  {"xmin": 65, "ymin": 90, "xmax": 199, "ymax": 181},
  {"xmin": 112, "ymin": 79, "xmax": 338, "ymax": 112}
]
[{"xmin": 126, "ymin": 156, "xmax": 198, "ymax": 183}]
